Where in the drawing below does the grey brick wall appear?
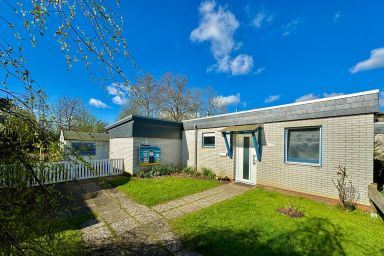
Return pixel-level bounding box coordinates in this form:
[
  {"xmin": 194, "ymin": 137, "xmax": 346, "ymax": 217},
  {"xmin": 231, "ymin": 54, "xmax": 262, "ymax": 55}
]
[
  {"xmin": 131, "ymin": 137, "xmax": 181, "ymax": 172},
  {"xmin": 110, "ymin": 137, "xmax": 181, "ymax": 174},
  {"xmin": 181, "ymin": 114, "xmax": 374, "ymax": 205}
]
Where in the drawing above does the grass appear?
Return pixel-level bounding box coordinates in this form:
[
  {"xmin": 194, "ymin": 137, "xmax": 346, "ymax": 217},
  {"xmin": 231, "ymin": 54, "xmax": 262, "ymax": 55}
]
[
  {"xmin": 24, "ymin": 213, "xmax": 92, "ymax": 256},
  {"xmin": 172, "ymin": 188, "xmax": 384, "ymax": 256},
  {"xmin": 108, "ymin": 176, "xmax": 222, "ymax": 206}
]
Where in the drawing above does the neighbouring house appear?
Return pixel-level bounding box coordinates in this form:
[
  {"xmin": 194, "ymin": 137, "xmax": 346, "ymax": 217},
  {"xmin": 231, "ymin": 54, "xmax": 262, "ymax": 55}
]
[
  {"xmin": 106, "ymin": 116, "xmax": 182, "ymax": 172},
  {"xmin": 60, "ymin": 130, "xmax": 110, "ymax": 161},
  {"xmin": 106, "ymin": 89, "xmax": 380, "ymax": 205}
]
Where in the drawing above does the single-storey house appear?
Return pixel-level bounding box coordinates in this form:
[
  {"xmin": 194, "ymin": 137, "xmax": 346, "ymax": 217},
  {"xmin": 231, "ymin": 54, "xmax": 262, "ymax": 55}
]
[
  {"xmin": 106, "ymin": 89, "xmax": 379, "ymax": 205},
  {"xmin": 60, "ymin": 130, "xmax": 110, "ymax": 161}
]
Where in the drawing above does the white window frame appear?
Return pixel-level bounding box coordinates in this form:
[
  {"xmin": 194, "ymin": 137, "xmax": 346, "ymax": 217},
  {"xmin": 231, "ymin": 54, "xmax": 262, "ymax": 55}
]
[
  {"xmin": 284, "ymin": 126, "xmax": 322, "ymax": 166},
  {"xmin": 202, "ymin": 132, "xmax": 216, "ymax": 148}
]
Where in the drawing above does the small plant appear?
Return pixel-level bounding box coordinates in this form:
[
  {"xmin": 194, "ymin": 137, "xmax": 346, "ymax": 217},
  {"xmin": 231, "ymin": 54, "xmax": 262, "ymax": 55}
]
[
  {"xmin": 138, "ymin": 165, "xmax": 183, "ymax": 178},
  {"xmin": 217, "ymin": 176, "xmax": 231, "ymax": 182},
  {"xmin": 201, "ymin": 167, "xmax": 216, "ymax": 180},
  {"xmin": 333, "ymin": 165, "xmax": 359, "ymax": 211},
  {"xmin": 182, "ymin": 166, "xmax": 196, "ymax": 176},
  {"xmin": 277, "ymin": 206, "xmax": 304, "ymax": 218}
]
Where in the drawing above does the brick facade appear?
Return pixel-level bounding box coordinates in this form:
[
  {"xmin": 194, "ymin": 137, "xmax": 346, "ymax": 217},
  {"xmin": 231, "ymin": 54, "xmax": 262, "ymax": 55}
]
[
  {"xmin": 181, "ymin": 114, "xmax": 374, "ymax": 205},
  {"xmin": 110, "ymin": 137, "xmax": 181, "ymax": 174}
]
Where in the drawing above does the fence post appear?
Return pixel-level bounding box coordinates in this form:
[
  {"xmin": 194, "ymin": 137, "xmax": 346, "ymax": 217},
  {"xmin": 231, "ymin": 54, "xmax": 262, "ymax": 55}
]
[
  {"xmin": 109, "ymin": 159, "xmax": 112, "ymax": 176},
  {"xmin": 70, "ymin": 163, "xmax": 75, "ymax": 181}
]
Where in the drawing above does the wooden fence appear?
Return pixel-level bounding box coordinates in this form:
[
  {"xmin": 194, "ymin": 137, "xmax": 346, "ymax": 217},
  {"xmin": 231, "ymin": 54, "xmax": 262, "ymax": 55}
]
[{"xmin": 0, "ymin": 159, "xmax": 124, "ymax": 186}]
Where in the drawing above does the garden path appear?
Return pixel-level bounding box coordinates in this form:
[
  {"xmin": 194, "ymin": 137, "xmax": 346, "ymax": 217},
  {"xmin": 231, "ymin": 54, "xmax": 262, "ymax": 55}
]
[{"xmin": 69, "ymin": 179, "xmax": 251, "ymax": 255}]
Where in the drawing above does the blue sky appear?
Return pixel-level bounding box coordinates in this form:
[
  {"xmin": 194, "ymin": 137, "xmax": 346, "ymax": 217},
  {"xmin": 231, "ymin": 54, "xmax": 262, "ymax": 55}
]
[{"xmin": 4, "ymin": 0, "xmax": 384, "ymax": 123}]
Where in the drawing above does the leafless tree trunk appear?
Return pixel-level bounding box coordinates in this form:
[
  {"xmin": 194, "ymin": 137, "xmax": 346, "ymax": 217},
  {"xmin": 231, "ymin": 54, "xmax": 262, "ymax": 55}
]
[{"xmin": 156, "ymin": 73, "xmax": 201, "ymax": 121}]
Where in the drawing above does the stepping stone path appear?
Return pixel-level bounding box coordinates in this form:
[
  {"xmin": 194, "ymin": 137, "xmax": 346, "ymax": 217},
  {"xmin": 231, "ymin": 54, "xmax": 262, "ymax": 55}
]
[
  {"xmin": 152, "ymin": 183, "xmax": 251, "ymax": 219},
  {"xmin": 69, "ymin": 179, "xmax": 251, "ymax": 255}
]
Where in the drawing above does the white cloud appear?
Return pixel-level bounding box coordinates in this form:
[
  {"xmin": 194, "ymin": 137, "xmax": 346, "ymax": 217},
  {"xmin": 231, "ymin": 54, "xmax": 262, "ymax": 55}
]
[
  {"xmin": 333, "ymin": 12, "xmax": 341, "ymax": 23},
  {"xmin": 323, "ymin": 92, "xmax": 344, "ymax": 98},
  {"xmin": 255, "ymin": 67, "xmax": 266, "ymax": 74},
  {"xmin": 191, "ymin": 1, "xmax": 253, "ymax": 75},
  {"xmin": 229, "ymin": 54, "xmax": 254, "ymax": 75},
  {"xmin": 107, "ymin": 85, "xmax": 119, "ymax": 95},
  {"xmin": 295, "ymin": 92, "xmax": 344, "ymax": 102},
  {"xmin": 282, "ymin": 18, "xmax": 301, "ymax": 37},
  {"xmin": 295, "ymin": 93, "xmax": 318, "ymax": 102},
  {"xmin": 89, "ymin": 98, "xmax": 109, "ymax": 109},
  {"xmin": 350, "ymin": 48, "xmax": 384, "ymax": 74},
  {"xmin": 112, "ymin": 95, "xmax": 127, "ymax": 105},
  {"xmin": 252, "ymin": 11, "xmax": 274, "ymax": 28},
  {"xmin": 107, "ymin": 83, "xmax": 129, "ymax": 105},
  {"xmin": 213, "ymin": 93, "xmax": 241, "ymax": 107},
  {"xmin": 264, "ymin": 95, "xmax": 280, "ymax": 103}
]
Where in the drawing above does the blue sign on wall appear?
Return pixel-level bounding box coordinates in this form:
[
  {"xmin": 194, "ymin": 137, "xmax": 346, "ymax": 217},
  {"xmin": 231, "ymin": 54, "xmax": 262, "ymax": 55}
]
[
  {"xmin": 139, "ymin": 145, "xmax": 161, "ymax": 166},
  {"xmin": 72, "ymin": 142, "xmax": 96, "ymax": 156}
]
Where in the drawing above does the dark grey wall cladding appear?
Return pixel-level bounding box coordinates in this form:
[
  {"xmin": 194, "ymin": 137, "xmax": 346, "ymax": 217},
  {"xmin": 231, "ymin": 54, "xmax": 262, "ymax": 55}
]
[
  {"xmin": 183, "ymin": 92, "xmax": 379, "ymax": 130},
  {"xmin": 133, "ymin": 121, "xmax": 182, "ymax": 139},
  {"xmin": 108, "ymin": 121, "xmax": 133, "ymax": 138},
  {"xmin": 107, "ymin": 115, "xmax": 182, "ymax": 139},
  {"xmin": 375, "ymin": 122, "xmax": 384, "ymax": 134}
]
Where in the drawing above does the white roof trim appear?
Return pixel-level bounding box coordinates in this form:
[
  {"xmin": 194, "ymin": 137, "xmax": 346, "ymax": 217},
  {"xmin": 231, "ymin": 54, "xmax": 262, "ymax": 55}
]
[{"xmin": 183, "ymin": 89, "xmax": 379, "ymax": 123}]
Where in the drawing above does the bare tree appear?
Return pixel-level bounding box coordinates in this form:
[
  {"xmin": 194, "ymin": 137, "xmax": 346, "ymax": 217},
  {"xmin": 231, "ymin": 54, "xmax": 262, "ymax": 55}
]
[
  {"xmin": 53, "ymin": 96, "xmax": 106, "ymax": 132},
  {"xmin": 201, "ymin": 86, "xmax": 226, "ymax": 117},
  {"xmin": 53, "ymin": 97, "xmax": 84, "ymax": 130},
  {"xmin": 118, "ymin": 74, "xmax": 160, "ymax": 119},
  {"xmin": 156, "ymin": 73, "xmax": 201, "ymax": 121}
]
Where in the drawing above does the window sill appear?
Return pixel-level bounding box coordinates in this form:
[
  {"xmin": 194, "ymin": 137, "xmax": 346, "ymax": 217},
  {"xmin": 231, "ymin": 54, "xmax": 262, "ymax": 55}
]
[
  {"xmin": 202, "ymin": 146, "xmax": 215, "ymax": 148},
  {"xmin": 285, "ymin": 161, "xmax": 321, "ymax": 167}
]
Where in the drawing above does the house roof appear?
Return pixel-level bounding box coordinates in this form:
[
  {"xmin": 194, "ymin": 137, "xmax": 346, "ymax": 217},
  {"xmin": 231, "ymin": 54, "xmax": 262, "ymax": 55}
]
[
  {"xmin": 183, "ymin": 89, "xmax": 380, "ymax": 130},
  {"xmin": 62, "ymin": 131, "xmax": 109, "ymax": 142},
  {"xmin": 105, "ymin": 115, "xmax": 181, "ymax": 131}
]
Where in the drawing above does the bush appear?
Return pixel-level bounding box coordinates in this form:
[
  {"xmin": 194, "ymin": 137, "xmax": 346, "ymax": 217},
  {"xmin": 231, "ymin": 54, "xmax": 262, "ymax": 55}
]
[
  {"xmin": 201, "ymin": 167, "xmax": 216, "ymax": 180},
  {"xmin": 332, "ymin": 165, "xmax": 359, "ymax": 211},
  {"xmin": 182, "ymin": 166, "xmax": 196, "ymax": 176},
  {"xmin": 138, "ymin": 165, "xmax": 183, "ymax": 178}
]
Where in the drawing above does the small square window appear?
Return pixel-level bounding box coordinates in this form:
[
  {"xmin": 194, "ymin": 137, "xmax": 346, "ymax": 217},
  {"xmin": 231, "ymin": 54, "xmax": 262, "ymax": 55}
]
[
  {"xmin": 285, "ymin": 127, "xmax": 321, "ymax": 165},
  {"xmin": 202, "ymin": 133, "xmax": 215, "ymax": 148}
]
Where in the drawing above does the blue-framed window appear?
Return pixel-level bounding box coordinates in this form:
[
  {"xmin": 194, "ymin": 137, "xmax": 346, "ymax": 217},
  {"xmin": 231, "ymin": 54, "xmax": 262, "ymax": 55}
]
[
  {"xmin": 285, "ymin": 126, "xmax": 321, "ymax": 165},
  {"xmin": 202, "ymin": 133, "xmax": 215, "ymax": 148}
]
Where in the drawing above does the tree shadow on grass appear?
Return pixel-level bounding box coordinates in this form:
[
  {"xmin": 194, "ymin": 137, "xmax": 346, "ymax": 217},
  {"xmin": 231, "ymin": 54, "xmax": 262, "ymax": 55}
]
[
  {"xmin": 179, "ymin": 218, "xmax": 346, "ymax": 256},
  {"xmin": 103, "ymin": 175, "xmax": 132, "ymax": 188}
]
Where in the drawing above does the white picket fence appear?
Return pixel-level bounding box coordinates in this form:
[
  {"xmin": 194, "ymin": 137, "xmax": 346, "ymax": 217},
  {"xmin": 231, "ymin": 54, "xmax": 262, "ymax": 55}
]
[{"xmin": 0, "ymin": 158, "xmax": 124, "ymax": 186}]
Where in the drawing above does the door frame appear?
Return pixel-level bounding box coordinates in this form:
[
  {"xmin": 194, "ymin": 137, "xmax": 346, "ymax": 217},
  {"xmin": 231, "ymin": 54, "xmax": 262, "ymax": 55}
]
[{"xmin": 235, "ymin": 134, "xmax": 257, "ymax": 185}]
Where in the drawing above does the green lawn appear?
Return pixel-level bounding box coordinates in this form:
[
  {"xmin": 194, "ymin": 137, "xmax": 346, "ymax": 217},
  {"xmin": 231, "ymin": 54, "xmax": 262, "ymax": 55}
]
[
  {"xmin": 172, "ymin": 188, "xmax": 384, "ymax": 256},
  {"xmin": 28, "ymin": 213, "xmax": 91, "ymax": 255},
  {"xmin": 108, "ymin": 176, "xmax": 222, "ymax": 206}
]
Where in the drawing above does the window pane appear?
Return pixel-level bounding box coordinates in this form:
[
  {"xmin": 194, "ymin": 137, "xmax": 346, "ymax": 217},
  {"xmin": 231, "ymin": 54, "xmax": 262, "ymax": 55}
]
[
  {"xmin": 243, "ymin": 137, "xmax": 250, "ymax": 180},
  {"xmin": 203, "ymin": 134, "xmax": 215, "ymax": 147},
  {"xmin": 287, "ymin": 128, "xmax": 320, "ymax": 164}
]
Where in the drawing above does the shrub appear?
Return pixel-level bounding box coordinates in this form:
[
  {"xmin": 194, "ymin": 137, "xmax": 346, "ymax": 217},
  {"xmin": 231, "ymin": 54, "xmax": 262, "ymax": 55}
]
[
  {"xmin": 182, "ymin": 166, "xmax": 196, "ymax": 176},
  {"xmin": 138, "ymin": 165, "xmax": 183, "ymax": 178},
  {"xmin": 201, "ymin": 167, "xmax": 216, "ymax": 180},
  {"xmin": 332, "ymin": 165, "xmax": 359, "ymax": 211}
]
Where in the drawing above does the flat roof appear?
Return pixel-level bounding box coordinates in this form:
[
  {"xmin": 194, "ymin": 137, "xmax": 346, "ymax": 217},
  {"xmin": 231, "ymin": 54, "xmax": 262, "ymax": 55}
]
[
  {"xmin": 62, "ymin": 131, "xmax": 109, "ymax": 142},
  {"xmin": 106, "ymin": 115, "xmax": 182, "ymax": 131},
  {"xmin": 183, "ymin": 89, "xmax": 379, "ymax": 123},
  {"xmin": 183, "ymin": 89, "xmax": 379, "ymax": 130}
]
